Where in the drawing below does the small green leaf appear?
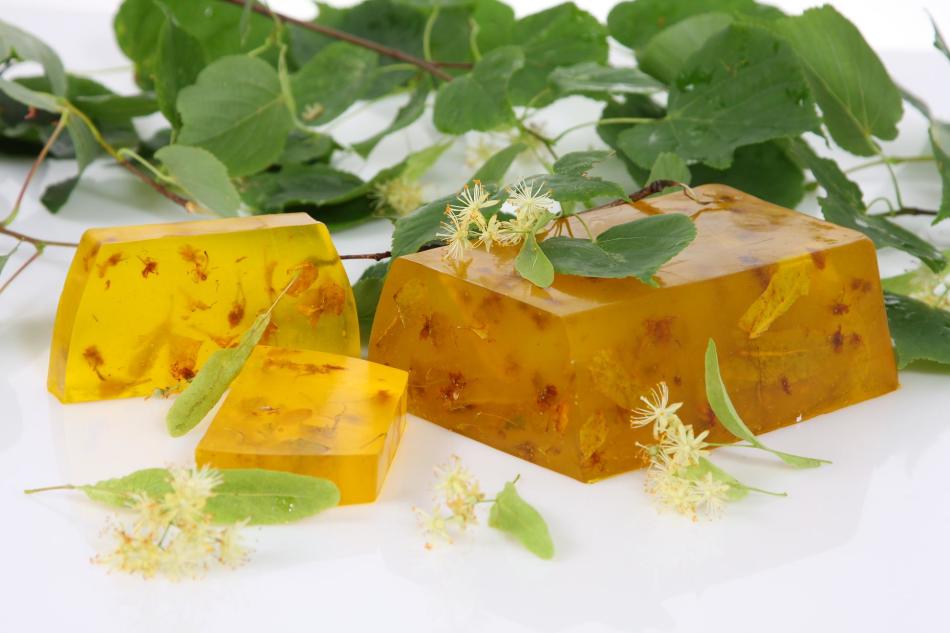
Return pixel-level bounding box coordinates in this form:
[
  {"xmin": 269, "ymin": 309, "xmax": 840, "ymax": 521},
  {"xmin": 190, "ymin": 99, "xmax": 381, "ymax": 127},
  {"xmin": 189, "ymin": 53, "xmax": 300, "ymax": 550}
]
[
  {"xmin": 785, "ymin": 138, "xmax": 863, "ymax": 208},
  {"xmin": 177, "ymin": 55, "xmax": 293, "ymax": 177},
  {"xmin": 548, "ymin": 62, "xmax": 663, "ymax": 99},
  {"xmin": 772, "ymin": 5, "xmax": 904, "ymax": 156},
  {"xmin": 391, "ymin": 193, "xmax": 458, "ymax": 258},
  {"xmin": 40, "ymin": 176, "xmax": 81, "ymax": 213},
  {"xmin": 292, "ymin": 42, "xmax": 378, "ymax": 126},
  {"xmin": 596, "ymin": 94, "xmax": 665, "ymax": 184},
  {"xmin": 488, "ymin": 481, "xmax": 554, "ymax": 560},
  {"xmin": 0, "ymin": 241, "xmax": 21, "ymax": 276},
  {"xmin": 541, "ymin": 214, "xmax": 696, "ymax": 283},
  {"xmin": 0, "ymin": 18, "xmax": 67, "ymax": 96},
  {"xmin": 473, "ymin": 142, "xmax": 526, "ymax": 186},
  {"xmin": 930, "ymin": 122, "xmax": 950, "ymax": 224},
  {"xmin": 618, "ymin": 24, "xmax": 819, "ymax": 170},
  {"xmin": 154, "ymin": 12, "xmax": 205, "ymax": 129},
  {"xmin": 0, "ymin": 78, "xmax": 63, "ymax": 113},
  {"xmin": 166, "ymin": 300, "xmax": 276, "ymax": 437},
  {"xmin": 353, "ymin": 261, "xmax": 391, "ymax": 344},
  {"xmin": 705, "ymin": 339, "xmax": 829, "ymax": 468},
  {"xmin": 279, "ymin": 130, "xmax": 335, "ymax": 165},
  {"xmin": 648, "ymin": 152, "xmax": 691, "ymax": 185},
  {"xmin": 352, "ymin": 78, "xmax": 430, "ymax": 158},
  {"xmin": 70, "ymin": 467, "xmax": 339, "ymax": 525},
  {"xmin": 515, "ymin": 233, "xmax": 555, "ymax": 288},
  {"xmin": 552, "ymin": 150, "xmax": 612, "ymax": 177},
  {"xmin": 637, "ymin": 12, "xmax": 734, "ymax": 83},
  {"xmin": 241, "ymin": 164, "xmax": 365, "ymax": 212},
  {"xmin": 155, "ymin": 145, "xmax": 241, "ymax": 215},
  {"xmin": 433, "ymin": 46, "xmax": 524, "ymax": 134},
  {"xmin": 932, "ymin": 13, "xmax": 950, "ymax": 64},
  {"xmin": 884, "ymin": 292, "xmax": 950, "ymax": 368}
]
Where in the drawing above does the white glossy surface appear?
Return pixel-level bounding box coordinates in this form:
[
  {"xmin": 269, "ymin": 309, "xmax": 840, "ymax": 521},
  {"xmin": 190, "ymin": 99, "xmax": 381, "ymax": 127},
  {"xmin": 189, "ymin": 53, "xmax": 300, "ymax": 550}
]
[{"xmin": 2, "ymin": 2, "xmax": 950, "ymax": 632}]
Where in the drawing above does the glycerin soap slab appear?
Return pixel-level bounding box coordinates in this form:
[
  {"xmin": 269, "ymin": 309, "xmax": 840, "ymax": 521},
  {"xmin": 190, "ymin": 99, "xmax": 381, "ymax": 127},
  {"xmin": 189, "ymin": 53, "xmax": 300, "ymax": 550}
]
[
  {"xmin": 195, "ymin": 345, "xmax": 408, "ymax": 505},
  {"xmin": 368, "ymin": 184, "xmax": 898, "ymax": 482},
  {"xmin": 49, "ymin": 213, "xmax": 359, "ymax": 403}
]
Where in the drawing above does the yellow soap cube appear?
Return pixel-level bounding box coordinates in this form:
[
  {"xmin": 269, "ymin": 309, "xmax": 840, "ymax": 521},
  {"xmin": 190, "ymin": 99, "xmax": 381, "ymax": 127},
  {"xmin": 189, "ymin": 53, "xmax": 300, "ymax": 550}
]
[
  {"xmin": 48, "ymin": 214, "xmax": 359, "ymax": 403},
  {"xmin": 368, "ymin": 184, "xmax": 898, "ymax": 482},
  {"xmin": 195, "ymin": 345, "xmax": 408, "ymax": 504}
]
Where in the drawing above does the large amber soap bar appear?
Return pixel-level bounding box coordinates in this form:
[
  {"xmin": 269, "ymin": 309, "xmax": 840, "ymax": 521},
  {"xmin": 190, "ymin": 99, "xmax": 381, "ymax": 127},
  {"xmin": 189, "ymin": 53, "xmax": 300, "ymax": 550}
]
[
  {"xmin": 195, "ymin": 345, "xmax": 408, "ymax": 504},
  {"xmin": 49, "ymin": 214, "xmax": 359, "ymax": 403},
  {"xmin": 368, "ymin": 184, "xmax": 898, "ymax": 482}
]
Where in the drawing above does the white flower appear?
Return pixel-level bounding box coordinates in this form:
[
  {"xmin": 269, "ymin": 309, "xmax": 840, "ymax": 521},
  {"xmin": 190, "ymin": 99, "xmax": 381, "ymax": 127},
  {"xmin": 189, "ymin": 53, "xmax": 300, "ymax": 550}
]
[
  {"xmin": 437, "ymin": 208, "xmax": 471, "ymax": 262},
  {"xmin": 660, "ymin": 422, "xmax": 710, "ymax": 468},
  {"xmin": 472, "ymin": 215, "xmax": 504, "ymax": 251},
  {"xmin": 372, "ymin": 176, "xmax": 426, "ymax": 217},
  {"xmin": 630, "ymin": 382, "xmax": 683, "ymax": 438},
  {"xmin": 506, "ymin": 180, "xmax": 556, "ymax": 225},
  {"xmin": 450, "ymin": 180, "xmax": 498, "ymax": 226},
  {"xmin": 693, "ymin": 472, "xmax": 730, "ymax": 519},
  {"xmin": 645, "ymin": 460, "xmax": 698, "ymax": 519}
]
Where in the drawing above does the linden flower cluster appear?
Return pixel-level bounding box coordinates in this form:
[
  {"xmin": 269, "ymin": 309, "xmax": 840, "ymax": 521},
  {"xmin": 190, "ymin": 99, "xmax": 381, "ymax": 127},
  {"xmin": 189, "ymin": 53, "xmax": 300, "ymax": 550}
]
[
  {"xmin": 95, "ymin": 466, "xmax": 248, "ymax": 580},
  {"xmin": 372, "ymin": 175, "xmax": 426, "ymax": 217},
  {"xmin": 437, "ymin": 180, "xmax": 558, "ymax": 261},
  {"xmin": 414, "ymin": 455, "xmax": 486, "ymax": 548},
  {"xmin": 631, "ymin": 383, "xmax": 731, "ymax": 521}
]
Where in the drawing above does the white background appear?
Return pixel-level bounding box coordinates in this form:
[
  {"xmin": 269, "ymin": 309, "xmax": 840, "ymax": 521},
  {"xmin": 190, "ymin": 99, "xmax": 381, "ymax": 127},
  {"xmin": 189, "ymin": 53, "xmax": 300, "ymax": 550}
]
[{"xmin": 2, "ymin": 1, "xmax": 950, "ymax": 632}]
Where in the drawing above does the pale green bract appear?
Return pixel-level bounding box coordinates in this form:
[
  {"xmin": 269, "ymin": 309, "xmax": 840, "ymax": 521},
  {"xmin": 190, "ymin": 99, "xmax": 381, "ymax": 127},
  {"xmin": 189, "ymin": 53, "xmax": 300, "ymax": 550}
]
[
  {"xmin": 515, "ymin": 233, "xmax": 555, "ymax": 289},
  {"xmin": 704, "ymin": 339, "xmax": 830, "ymax": 469},
  {"xmin": 63, "ymin": 468, "xmax": 340, "ymax": 525},
  {"xmin": 488, "ymin": 481, "xmax": 554, "ymax": 560},
  {"xmin": 155, "ymin": 145, "xmax": 241, "ymax": 215}
]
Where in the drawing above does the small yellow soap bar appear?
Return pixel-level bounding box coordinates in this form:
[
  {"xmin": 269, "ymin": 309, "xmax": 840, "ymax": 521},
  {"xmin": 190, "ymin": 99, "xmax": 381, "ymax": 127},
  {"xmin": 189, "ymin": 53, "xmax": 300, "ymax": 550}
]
[
  {"xmin": 48, "ymin": 214, "xmax": 359, "ymax": 403},
  {"xmin": 369, "ymin": 185, "xmax": 898, "ymax": 482},
  {"xmin": 195, "ymin": 345, "xmax": 408, "ymax": 504}
]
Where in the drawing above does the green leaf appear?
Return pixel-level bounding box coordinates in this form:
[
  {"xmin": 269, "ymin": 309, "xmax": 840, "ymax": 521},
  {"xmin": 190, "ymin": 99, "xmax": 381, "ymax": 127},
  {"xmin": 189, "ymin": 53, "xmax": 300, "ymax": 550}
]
[
  {"xmin": 932, "ymin": 13, "xmax": 950, "ymax": 64},
  {"xmin": 682, "ymin": 458, "xmax": 748, "ymax": 502},
  {"xmin": 292, "ymin": 42, "xmax": 378, "ymax": 126},
  {"xmin": 241, "ymin": 164, "xmax": 365, "ymax": 211},
  {"xmin": 154, "ymin": 13, "xmax": 205, "ymax": 129},
  {"xmin": 552, "ymin": 150, "xmax": 611, "ymax": 177},
  {"xmin": 66, "ymin": 115, "xmax": 98, "ymax": 172},
  {"xmin": 819, "ymin": 196, "xmax": 946, "ymax": 274},
  {"xmin": 155, "ymin": 145, "xmax": 241, "ymax": 215},
  {"xmin": 596, "ymin": 95, "xmax": 665, "ymax": 184},
  {"xmin": 473, "ymin": 142, "xmax": 526, "ymax": 186},
  {"xmin": 637, "ymin": 12, "xmax": 734, "ymax": 83},
  {"xmin": 488, "ymin": 481, "xmax": 554, "ymax": 560},
  {"xmin": 607, "ymin": 0, "xmax": 781, "ymax": 50},
  {"xmin": 0, "ymin": 78, "xmax": 63, "ymax": 113},
  {"xmin": 773, "ymin": 6, "xmax": 903, "ymax": 156},
  {"xmin": 548, "ymin": 62, "xmax": 663, "ymax": 100},
  {"xmin": 617, "ymin": 24, "xmax": 819, "ymax": 170},
  {"xmin": 516, "ymin": 233, "xmax": 555, "ymax": 288},
  {"xmin": 353, "ymin": 261, "xmax": 391, "ymax": 343},
  {"xmin": 177, "ymin": 55, "xmax": 293, "ymax": 177},
  {"xmin": 0, "ymin": 241, "xmax": 21, "ymax": 276},
  {"xmin": 166, "ymin": 302, "xmax": 275, "ymax": 437},
  {"xmin": 930, "ymin": 122, "xmax": 950, "ymax": 224},
  {"xmin": 472, "ymin": 0, "xmax": 515, "ymax": 54},
  {"xmin": 401, "ymin": 140, "xmax": 453, "ymax": 182},
  {"xmin": 72, "ymin": 93, "xmax": 158, "ymax": 120},
  {"xmin": 40, "ymin": 176, "xmax": 81, "ymax": 213},
  {"xmin": 507, "ymin": 3, "xmax": 608, "ymax": 106},
  {"xmin": 704, "ymin": 339, "xmax": 829, "ymax": 468},
  {"xmin": 541, "ymin": 214, "xmax": 696, "ymax": 283},
  {"xmin": 279, "ymin": 130, "xmax": 335, "ymax": 165},
  {"xmin": 785, "ymin": 138, "xmax": 863, "ymax": 208},
  {"xmin": 648, "ymin": 152, "xmax": 691, "ymax": 185},
  {"xmin": 523, "ymin": 153, "xmax": 625, "ymax": 204},
  {"xmin": 884, "ymin": 292, "xmax": 950, "ymax": 368},
  {"xmin": 72, "ymin": 467, "xmax": 339, "ymax": 525},
  {"xmin": 391, "ymin": 193, "xmax": 458, "ymax": 257},
  {"xmin": 690, "ymin": 141, "xmax": 805, "ymax": 208},
  {"xmin": 352, "ymin": 78, "xmax": 430, "ymax": 158},
  {"xmin": 0, "ymin": 18, "xmax": 67, "ymax": 96},
  {"xmin": 433, "ymin": 46, "xmax": 524, "ymax": 134}
]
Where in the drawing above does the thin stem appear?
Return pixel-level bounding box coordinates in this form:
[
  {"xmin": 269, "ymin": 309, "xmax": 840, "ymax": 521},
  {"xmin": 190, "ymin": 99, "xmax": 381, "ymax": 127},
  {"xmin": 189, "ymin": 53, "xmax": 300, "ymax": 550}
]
[
  {"xmin": 872, "ymin": 144, "xmax": 905, "ymax": 209},
  {"xmin": 866, "ymin": 196, "xmax": 895, "ymax": 214},
  {"xmin": 23, "ymin": 484, "xmax": 77, "ymax": 495},
  {"xmin": 468, "ymin": 17, "xmax": 482, "ymax": 62},
  {"xmin": 552, "ymin": 117, "xmax": 654, "ymax": 143},
  {"xmin": 0, "ymin": 247, "xmax": 43, "ymax": 295},
  {"xmin": 519, "ymin": 122, "xmax": 558, "ymax": 161},
  {"xmin": 340, "ymin": 250, "xmax": 392, "ymax": 261},
  {"xmin": 744, "ymin": 486, "xmax": 788, "ymax": 497},
  {"xmin": 891, "ymin": 207, "xmax": 939, "ymax": 217},
  {"xmin": 1, "ymin": 113, "xmax": 69, "ymax": 227},
  {"xmin": 422, "ymin": 6, "xmax": 440, "ymax": 63},
  {"xmin": 574, "ymin": 213, "xmax": 596, "ymax": 243},
  {"xmin": 219, "ymin": 0, "xmax": 453, "ymax": 82},
  {"xmin": 844, "ymin": 154, "xmax": 934, "ymax": 174},
  {"xmin": 0, "ymin": 226, "xmax": 77, "ymax": 248},
  {"xmin": 117, "ymin": 148, "xmax": 175, "ymax": 185}
]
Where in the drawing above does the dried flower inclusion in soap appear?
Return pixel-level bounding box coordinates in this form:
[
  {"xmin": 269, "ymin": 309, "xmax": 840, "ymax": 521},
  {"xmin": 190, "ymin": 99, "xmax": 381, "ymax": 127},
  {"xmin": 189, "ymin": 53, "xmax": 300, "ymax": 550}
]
[
  {"xmin": 49, "ymin": 214, "xmax": 359, "ymax": 403},
  {"xmin": 368, "ymin": 184, "xmax": 898, "ymax": 482},
  {"xmin": 195, "ymin": 346, "xmax": 408, "ymax": 505}
]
